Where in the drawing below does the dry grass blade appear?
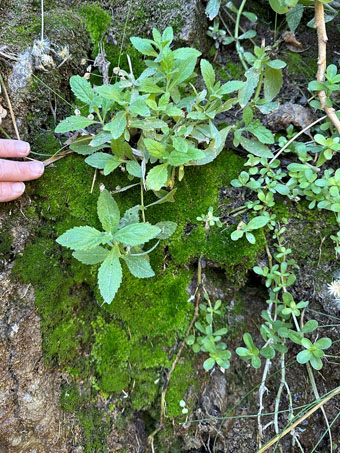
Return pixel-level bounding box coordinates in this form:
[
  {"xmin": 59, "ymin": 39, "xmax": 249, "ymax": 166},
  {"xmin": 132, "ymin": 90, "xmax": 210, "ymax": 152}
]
[
  {"xmin": 0, "ymin": 72, "xmax": 20, "ymax": 140},
  {"xmin": 257, "ymin": 386, "xmax": 340, "ymax": 453}
]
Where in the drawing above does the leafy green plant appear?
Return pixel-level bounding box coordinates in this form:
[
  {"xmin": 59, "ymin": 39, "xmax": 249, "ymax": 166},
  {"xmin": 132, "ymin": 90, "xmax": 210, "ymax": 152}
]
[
  {"xmin": 296, "ymin": 337, "xmax": 332, "ymax": 370},
  {"xmin": 56, "ymin": 189, "xmax": 176, "ymax": 303},
  {"xmin": 196, "ymin": 206, "xmax": 223, "ymax": 230},
  {"xmin": 187, "ymin": 296, "xmax": 231, "ymax": 371},
  {"xmin": 56, "ymin": 27, "xmax": 242, "ymax": 192}
]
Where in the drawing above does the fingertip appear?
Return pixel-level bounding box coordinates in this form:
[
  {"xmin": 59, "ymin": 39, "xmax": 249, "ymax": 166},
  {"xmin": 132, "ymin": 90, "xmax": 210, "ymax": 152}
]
[
  {"xmin": 16, "ymin": 141, "xmax": 30, "ymax": 156},
  {"xmin": 12, "ymin": 182, "xmax": 25, "ymax": 195}
]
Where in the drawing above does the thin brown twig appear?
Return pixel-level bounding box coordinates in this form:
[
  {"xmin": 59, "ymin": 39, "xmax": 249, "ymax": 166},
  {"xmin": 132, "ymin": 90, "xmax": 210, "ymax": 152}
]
[
  {"xmin": 0, "ymin": 72, "xmax": 20, "ymax": 140},
  {"xmin": 257, "ymin": 386, "xmax": 340, "ymax": 453},
  {"xmin": 314, "ymin": 0, "xmax": 340, "ymax": 133}
]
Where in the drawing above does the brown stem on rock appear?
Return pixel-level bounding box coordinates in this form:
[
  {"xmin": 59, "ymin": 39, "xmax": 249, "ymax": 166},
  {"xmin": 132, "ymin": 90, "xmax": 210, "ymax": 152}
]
[{"xmin": 314, "ymin": 0, "xmax": 340, "ymax": 133}]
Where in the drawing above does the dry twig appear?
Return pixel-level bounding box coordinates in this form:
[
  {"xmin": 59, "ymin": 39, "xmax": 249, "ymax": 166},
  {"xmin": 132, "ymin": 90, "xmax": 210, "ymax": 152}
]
[{"xmin": 314, "ymin": 0, "xmax": 340, "ymax": 132}]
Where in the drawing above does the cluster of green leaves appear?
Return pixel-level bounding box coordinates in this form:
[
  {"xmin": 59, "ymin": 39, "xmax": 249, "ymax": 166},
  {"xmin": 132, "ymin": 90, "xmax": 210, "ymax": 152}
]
[
  {"xmin": 56, "ymin": 189, "xmax": 176, "ymax": 303},
  {"xmin": 56, "ymin": 27, "xmax": 242, "ymax": 192},
  {"xmin": 196, "ymin": 206, "xmax": 223, "ymax": 230},
  {"xmin": 237, "ymin": 227, "xmax": 332, "ymax": 371},
  {"xmin": 187, "ymin": 295, "xmax": 231, "ymax": 371}
]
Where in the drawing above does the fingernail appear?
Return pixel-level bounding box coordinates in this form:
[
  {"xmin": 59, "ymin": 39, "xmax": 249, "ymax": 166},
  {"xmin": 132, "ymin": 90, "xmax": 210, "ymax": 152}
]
[
  {"xmin": 12, "ymin": 182, "xmax": 25, "ymax": 194},
  {"xmin": 15, "ymin": 141, "xmax": 30, "ymax": 156},
  {"xmin": 30, "ymin": 161, "xmax": 44, "ymax": 176}
]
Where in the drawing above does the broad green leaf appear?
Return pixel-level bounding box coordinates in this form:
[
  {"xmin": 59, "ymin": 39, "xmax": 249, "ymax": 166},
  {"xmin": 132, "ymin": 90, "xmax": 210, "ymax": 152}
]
[
  {"xmin": 130, "ymin": 37, "xmax": 158, "ymax": 57},
  {"xmin": 70, "ymin": 75, "xmax": 94, "ymax": 104},
  {"xmin": 315, "ymin": 337, "xmax": 332, "ymax": 349},
  {"xmin": 90, "ymin": 132, "xmax": 112, "ymax": 147},
  {"xmin": 260, "ymin": 346, "xmax": 275, "ymax": 359},
  {"xmin": 255, "ymin": 101, "xmax": 279, "ymax": 114},
  {"xmin": 205, "ymin": 0, "xmax": 221, "ymax": 20},
  {"xmin": 172, "ymin": 137, "xmax": 188, "ymax": 153},
  {"xmin": 155, "ymin": 221, "xmax": 177, "ymax": 239},
  {"xmin": 85, "ymin": 152, "xmax": 120, "ymax": 170},
  {"xmin": 162, "ymin": 26, "xmax": 174, "ymax": 44},
  {"xmin": 296, "ymin": 349, "xmax": 312, "ymax": 364},
  {"xmin": 146, "ymin": 164, "xmax": 169, "ymax": 190},
  {"xmin": 246, "ymin": 121, "xmax": 275, "ymax": 144},
  {"xmin": 119, "ymin": 205, "xmax": 140, "ymax": 228},
  {"xmin": 266, "ymin": 59, "xmax": 286, "ymax": 69},
  {"xmin": 144, "ymin": 138, "xmax": 168, "ymax": 159},
  {"xmin": 126, "ymin": 161, "xmax": 142, "ymax": 178},
  {"xmin": 287, "ymin": 4, "xmax": 304, "ymax": 32},
  {"xmin": 239, "ymin": 30, "xmax": 257, "ymax": 40},
  {"xmin": 95, "ymin": 84, "xmax": 123, "ymax": 102},
  {"xmin": 146, "ymin": 188, "xmax": 177, "ymax": 206},
  {"xmin": 203, "ymin": 357, "xmax": 216, "ymax": 371},
  {"xmin": 55, "ymin": 116, "xmax": 97, "ymax": 133},
  {"xmin": 104, "ymin": 158, "xmax": 121, "ymax": 176},
  {"xmin": 264, "ymin": 66, "xmax": 283, "ymax": 101},
  {"xmin": 111, "ymin": 139, "xmax": 133, "ymax": 159},
  {"xmin": 310, "ymin": 355, "xmax": 323, "ymax": 370},
  {"xmin": 168, "ymin": 148, "xmax": 205, "ymax": 166},
  {"xmin": 98, "ymin": 251, "xmax": 122, "ymax": 303},
  {"xmin": 57, "ymin": 226, "xmax": 111, "ymax": 251},
  {"xmin": 103, "ymin": 111, "xmax": 127, "ymax": 139},
  {"xmin": 239, "ymin": 136, "xmax": 274, "ymax": 158},
  {"xmin": 218, "ymin": 80, "xmax": 244, "ymax": 95},
  {"xmin": 130, "ymin": 118, "xmax": 168, "ymax": 131},
  {"xmin": 129, "ymin": 98, "xmax": 150, "ymax": 117},
  {"xmin": 97, "ymin": 189, "xmax": 120, "ymax": 233},
  {"xmin": 248, "ymin": 216, "xmax": 269, "ymax": 230},
  {"xmin": 231, "ymin": 229, "xmax": 243, "ymax": 241},
  {"xmin": 173, "ymin": 47, "xmax": 202, "ymax": 60},
  {"xmin": 70, "ymin": 136, "xmax": 107, "ymax": 155},
  {"xmin": 200, "ymin": 59, "xmax": 215, "ymax": 92},
  {"xmin": 246, "ymin": 232, "xmax": 256, "ymax": 244},
  {"xmin": 236, "ymin": 347, "xmax": 251, "ymax": 358},
  {"xmin": 139, "ymin": 78, "xmax": 165, "ymax": 94},
  {"xmin": 72, "ymin": 246, "xmax": 109, "ymax": 265},
  {"xmin": 269, "ymin": 0, "xmax": 290, "ymax": 14},
  {"xmin": 169, "ymin": 57, "xmax": 198, "ymax": 90},
  {"xmin": 302, "ymin": 320, "xmax": 318, "ymax": 333},
  {"xmin": 123, "ymin": 255, "xmax": 155, "ymax": 278},
  {"xmin": 193, "ymin": 126, "xmax": 230, "ymax": 166},
  {"xmin": 239, "ymin": 67, "xmax": 260, "ymax": 107},
  {"xmin": 113, "ymin": 223, "xmax": 160, "ymax": 246}
]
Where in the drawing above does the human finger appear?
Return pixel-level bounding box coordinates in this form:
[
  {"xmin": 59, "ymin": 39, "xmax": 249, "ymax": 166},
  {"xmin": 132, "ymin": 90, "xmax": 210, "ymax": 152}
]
[
  {"xmin": 0, "ymin": 159, "xmax": 44, "ymax": 181},
  {"xmin": 0, "ymin": 139, "xmax": 30, "ymax": 157},
  {"xmin": 0, "ymin": 182, "xmax": 25, "ymax": 202}
]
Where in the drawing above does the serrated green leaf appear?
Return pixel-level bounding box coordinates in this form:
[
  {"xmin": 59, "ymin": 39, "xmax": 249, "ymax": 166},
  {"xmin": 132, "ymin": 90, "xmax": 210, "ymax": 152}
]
[
  {"xmin": 130, "ymin": 37, "xmax": 158, "ymax": 57},
  {"xmin": 113, "ymin": 223, "xmax": 160, "ymax": 246},
  {"xmin": 239, "ymin": 67, "xmax": 260, "ymax": 107},
  {"xmin": 126, "ymin": 161, "xmax": 142, "ymax": 178},
  {"xmin": 144, "ymin": 138, "xmax": 168, "ymax": 159},
  {"xmin": 246, "ymin": 121, "xmax": 275, "ymax": 144},
  {"xmin": 123, "ymin": 255, "xmax": 155, "ymax": 278},
  {"xmin": 146, "ymin": 164, "xmax": 169, "ymax": 190},
  {"xmin": 130, "ymin": 118, "xmax": 168, "ymax": 131},
  {"xmin": 119, "ymin": 205, "xmax": 140, "ymax": 228},
  {"xmin": 95, "ymin": 84, "xmax": 123, "ymax": 102},
  {"xmin": 129, "ymin": 98, "xmax": 150, "ymax": 117},
  {"xmin": 55, "ymin": 116, "xmax": 97, "ymax": 133},
  {"xmin": 72, "ymin": 246, "xmax": 109, "ymax": 265},
  {"xmin": 104, "ymin": 158, "xmax": 121, "ymax": 176},
  {"xmin": 70, "ymin": 75, "xmax": 94, "ymax": 104},
  {"xmin": 103, "ymin": 111, "xmax": 127, "ymax": 139},
  {"xmin": 169, "ymin": 57, "xmax": 198, "ymax": 90},
  {"xmin": 57, "ymin": 226, "xmax": 111, "ymax": 251},
  {"xmin": 98, "ymin": 251, "xmax": 122, "ymax": 303},
  {"xmin": 218, "ymin": 80, "xmax": 244, "ymax": 94},
  {"xmin": 168, "ymin": 148, "xmax": 205, "ymax": 166},
  {"xmin": 139, "ymin": 78, "xmax": 165, "ymax": 94},
  {"xmin": 200, "ymin": 59, "xmax": 215, "ymax": 92},
  {"xmin": 155, "ymin": 221, "xmax": 177, "ymax": 239},
  {"xmin": 97, "ymin": 189, "xmax": 120, "ymax": 233}
]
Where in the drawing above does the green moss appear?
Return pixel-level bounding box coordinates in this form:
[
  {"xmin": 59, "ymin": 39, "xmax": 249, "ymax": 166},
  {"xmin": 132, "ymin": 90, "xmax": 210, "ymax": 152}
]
[
  {"xmin": 78, "ymin": 408, "xmax": 110, "ymax": 453},
  {"xmin": 80, "ymin": 3, "xmax": 112, "ymax": 56},
  {"xmin": 283, "ymin": 51, "xmax": 317, "ymax": 82}
]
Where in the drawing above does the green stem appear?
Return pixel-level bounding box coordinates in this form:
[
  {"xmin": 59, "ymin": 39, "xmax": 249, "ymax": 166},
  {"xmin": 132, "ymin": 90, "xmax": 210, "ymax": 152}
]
[
  {"xmin": 0, "ymin": 126, "xmax": 11, "ymax": 139},
  {"xmin": 140, "ymin": 182, "xmax": 146, "ymax": 222},
  {"xmin": 234, "ymin": 0, "xmax": 249, "ymax": 70},
  {"xmin": 253, "ymin": 70, "xmax": 264, "ymax": 103}
]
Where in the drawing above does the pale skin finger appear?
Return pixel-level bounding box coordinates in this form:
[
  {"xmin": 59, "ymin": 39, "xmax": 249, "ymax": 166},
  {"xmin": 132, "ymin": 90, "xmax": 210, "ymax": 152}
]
[
  {"xmin": 0, "ymin": 159, "xmax": 44, "ymax": 182},
  {"xmin": 0, "ymin": 182, "xmax": 25, "ymax": 202},
  {"xmin": 0, "ymin": 139, "xmax": 30, "ymax": 157}
]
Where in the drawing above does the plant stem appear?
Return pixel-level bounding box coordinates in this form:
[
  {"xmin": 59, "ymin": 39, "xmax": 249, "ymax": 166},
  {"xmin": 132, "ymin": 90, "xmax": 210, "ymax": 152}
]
[
  {"xmin": 41, "ymin": 0, "xmax": 44, "ymax": 42},
  {"xmin": 254, "ymin": 70, "xmax": 264, "ymax": 103},
  {"xmin": 0, "ymin": 126, "xmax": 11, "ymax": 139},
  {"xmin": 0, "ymin": 73, "xmax": 20, "ymax": 140},
  {"xmin": 234, "ymin": 0, "xmax": 249, "ymax": 70},
  {"xmin": 140, "ymin": 182, "xmax": 146, "ymax": 222}
]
